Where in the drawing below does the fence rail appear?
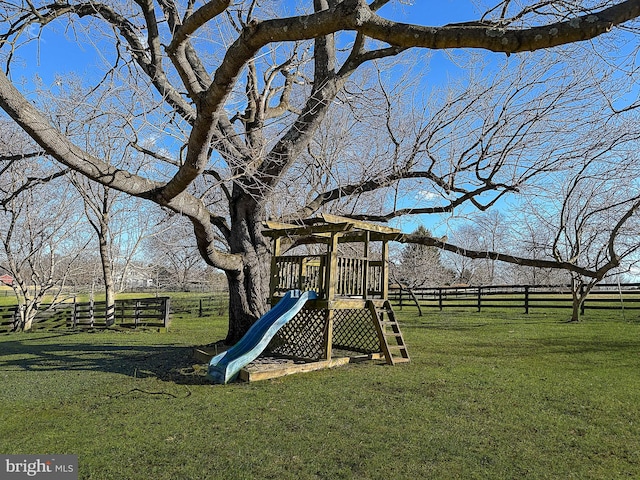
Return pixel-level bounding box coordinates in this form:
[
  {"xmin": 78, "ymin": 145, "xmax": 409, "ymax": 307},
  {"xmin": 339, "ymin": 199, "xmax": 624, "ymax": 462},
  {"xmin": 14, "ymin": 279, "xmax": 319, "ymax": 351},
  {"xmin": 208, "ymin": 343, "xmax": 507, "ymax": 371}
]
[
  {"xmin": 389, "ymin": 283, "xmax": 640, "ymax": 314},
  {"xmin": 83, "ymin": 297, "xmax": 170, "ymax": 329},
  {"xmin": 0, "ymin": 297, "xmax": 171, "ymax": 333}
]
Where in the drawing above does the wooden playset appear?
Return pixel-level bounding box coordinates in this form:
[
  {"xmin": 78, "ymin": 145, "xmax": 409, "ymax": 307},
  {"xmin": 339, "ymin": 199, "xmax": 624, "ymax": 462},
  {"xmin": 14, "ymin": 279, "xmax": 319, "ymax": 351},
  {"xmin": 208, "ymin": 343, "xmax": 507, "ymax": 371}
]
[{"xmin": 234, "ymin": 213, "xmax": 410, "ymax": 382}]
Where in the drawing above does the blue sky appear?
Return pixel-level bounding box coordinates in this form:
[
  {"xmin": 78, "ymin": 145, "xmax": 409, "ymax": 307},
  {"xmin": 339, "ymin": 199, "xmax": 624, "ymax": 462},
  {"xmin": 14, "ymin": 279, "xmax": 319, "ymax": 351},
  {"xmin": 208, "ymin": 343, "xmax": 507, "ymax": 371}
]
[
  {"xmin": 13, "ymin": 1, "xmax": 481, "ymax": 84},
  {"xmin": 6, "ymin": 1, "xmax": 547, "ymax": 238}
]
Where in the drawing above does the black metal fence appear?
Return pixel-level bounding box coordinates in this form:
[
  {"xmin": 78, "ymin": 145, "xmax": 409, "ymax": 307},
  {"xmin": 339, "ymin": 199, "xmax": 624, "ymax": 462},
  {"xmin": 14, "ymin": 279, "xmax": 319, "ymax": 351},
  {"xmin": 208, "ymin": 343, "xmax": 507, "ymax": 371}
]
[{"xmin": 389, "ymin": 283, "xmax": 640, "ymax": 314}]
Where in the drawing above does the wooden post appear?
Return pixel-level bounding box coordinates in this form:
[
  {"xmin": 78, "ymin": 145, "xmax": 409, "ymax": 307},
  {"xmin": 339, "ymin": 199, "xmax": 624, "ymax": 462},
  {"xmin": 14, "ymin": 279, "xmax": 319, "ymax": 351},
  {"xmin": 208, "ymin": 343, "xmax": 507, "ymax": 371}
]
[
  {"xmin": 199, "ymin": 298, "xmax": 203, "ymax": 317},
  {"xmin": 524, "ymin": 285, "xmax": 530, "ymax": 314},
  {"xmin": 72, "ymin": 296, "xmax": 77, "ymax": 328},
  {"xmin": 477, "ymin": 287, "xmax": 482, "ymax": 312},
  {"xmin": 381, "ymin": 239, "xmax": 389, "ymax": 301},
  {"xmin": 325, "ymin": 233, "xmax": 339, "ymax": 303},
  {"xmin": 323, "ymin": 309, "xmax": 334, "ymax": 360},
  {"xmin": 362, "ymin": 231, "xmax": 370, "ymax": 299},
  {"xmin": 269, "ymin": 237, "xmax": 282, "ymax": 305},
  {"xmin": 163, "ymin": 297, "xmax": 170, "ymax": 328},
  {"xmin": 298, "ymin": 257, "xmax": 304, "ymax": 292},
  {"xmin": 318, "ymin": 256, "xmax": 326, "ymax": 298},
  {"xmin": 580, "ymin": 284, "xmax": 586, "ymax": 316},
  {"xmin": 135, "ymin": 300, "xmax": 141, "ymax": 327},
  {"xmin": 438, "ymin": 288, "xmax": 443, "ymax": 311}
]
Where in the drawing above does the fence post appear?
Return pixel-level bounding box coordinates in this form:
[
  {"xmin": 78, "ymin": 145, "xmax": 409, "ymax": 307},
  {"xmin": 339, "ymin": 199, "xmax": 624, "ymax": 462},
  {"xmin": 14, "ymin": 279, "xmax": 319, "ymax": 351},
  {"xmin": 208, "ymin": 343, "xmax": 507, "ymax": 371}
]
[
  {"xmin": 72, "ymin": 296, "xmax": 77, "ymax": 328},
  {"xmin": 477, "ymin": 287, "xmax": 482, "ymax": 312},
  {"xmin": 399, "ymin": 288, "xmax": 403, "ymax": 310},
  {"xmin": 163, "ymin": 297, "xmax": 170, "ymax": 328},
  {"xmin": 438, "ymin": 288, "xmax": 443, "ymax": 311},
  {"xmin": 580, "ymin": 284, "xmax": 586, "ymax": 316},
  {"xmin": 135, "ymin": 300, "xmax": 141, "ymax": 327},
  {"xmin": 199, "ymin": 298, "xmax": 203, "ymax": 317},
  {"xmin": 524, "ymin": 285, "xmax": 530, "ymax": 314}
]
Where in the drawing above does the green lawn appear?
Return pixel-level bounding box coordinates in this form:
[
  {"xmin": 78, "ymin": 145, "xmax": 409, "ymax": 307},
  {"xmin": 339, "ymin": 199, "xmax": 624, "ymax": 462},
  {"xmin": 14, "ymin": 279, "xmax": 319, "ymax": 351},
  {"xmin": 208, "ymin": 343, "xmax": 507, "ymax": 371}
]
[{"xmin": 1, "ymin": 303, "xmax": 639, "ymax": 479}]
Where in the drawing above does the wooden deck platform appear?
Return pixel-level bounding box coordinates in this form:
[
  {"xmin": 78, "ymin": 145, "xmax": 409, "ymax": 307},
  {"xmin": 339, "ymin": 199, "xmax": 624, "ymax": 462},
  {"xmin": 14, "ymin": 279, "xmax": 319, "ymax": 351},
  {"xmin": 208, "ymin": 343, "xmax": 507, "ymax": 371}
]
[{"xmin": 193, "ymin": 346, "xmax": 385, "ymax": 383}]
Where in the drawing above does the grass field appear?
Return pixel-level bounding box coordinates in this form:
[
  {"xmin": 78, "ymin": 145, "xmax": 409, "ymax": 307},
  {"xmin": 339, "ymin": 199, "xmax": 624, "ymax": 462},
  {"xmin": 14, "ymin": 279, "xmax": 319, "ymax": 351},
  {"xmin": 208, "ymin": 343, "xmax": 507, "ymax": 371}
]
[{"xmin": 1, "ymin": 300, "xmax": 639, "ymax": 479}]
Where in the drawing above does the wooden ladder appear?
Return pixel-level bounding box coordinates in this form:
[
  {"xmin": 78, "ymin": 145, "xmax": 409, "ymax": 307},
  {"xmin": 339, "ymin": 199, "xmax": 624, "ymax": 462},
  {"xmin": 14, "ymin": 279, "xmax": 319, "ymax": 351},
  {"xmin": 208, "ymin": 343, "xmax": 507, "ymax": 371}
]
[{"xmin": 368, "ymin": 300, "xmax": 410, "ymax": 365}]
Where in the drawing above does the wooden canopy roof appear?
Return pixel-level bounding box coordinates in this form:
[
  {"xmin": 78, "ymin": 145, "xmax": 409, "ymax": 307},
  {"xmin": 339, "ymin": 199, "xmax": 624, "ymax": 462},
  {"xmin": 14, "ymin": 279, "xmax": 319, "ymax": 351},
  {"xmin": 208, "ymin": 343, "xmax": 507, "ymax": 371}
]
[{"xmin": 263, "ymin": 213, "xmax": 401, "ymax": 244}]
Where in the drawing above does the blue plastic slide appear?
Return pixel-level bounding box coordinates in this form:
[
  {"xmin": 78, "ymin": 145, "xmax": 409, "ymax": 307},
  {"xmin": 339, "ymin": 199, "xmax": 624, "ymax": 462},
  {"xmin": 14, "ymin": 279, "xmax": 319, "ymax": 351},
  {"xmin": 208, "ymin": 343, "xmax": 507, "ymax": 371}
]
[{"xmin": 208, "ymin": 290, "xmax": 317, "ymax": 384}]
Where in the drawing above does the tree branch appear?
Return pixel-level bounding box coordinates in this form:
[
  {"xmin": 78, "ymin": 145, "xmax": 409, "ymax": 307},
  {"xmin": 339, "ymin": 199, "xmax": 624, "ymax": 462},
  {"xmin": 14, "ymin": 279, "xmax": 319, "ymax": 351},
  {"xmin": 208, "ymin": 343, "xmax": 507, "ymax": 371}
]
[
  {"xmin": 1, "ymin": 168, "xmax": 71, "ymax": 209},
  {"xmin": 0, "ymin": 70, "xmax": 241, "ymax": 272},
  {"xmin": 396, "ymin": 232, "xmax": 602, "ymax": 278},
  {"xmin": 360, "ymin": 0, "xmax": 640, "ymax": 53}
]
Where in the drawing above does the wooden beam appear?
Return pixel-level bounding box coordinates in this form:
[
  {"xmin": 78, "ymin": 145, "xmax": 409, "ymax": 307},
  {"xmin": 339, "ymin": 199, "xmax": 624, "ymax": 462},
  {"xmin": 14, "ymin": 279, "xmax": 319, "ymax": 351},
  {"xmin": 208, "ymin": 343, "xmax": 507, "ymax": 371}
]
[
  {"xmin": 321, "ymin": 213, "xmax": 401, "ymax": 234},
  {"xmin": 238, "ymin": 357, "xmax": 351, "ymax": 382},
  {"xmin": 263, "ymin": 223, "xmax": 353, "ymax": 237},
  {"xmin": 263, "ymin": 220, "xmax": 302, "ymax": 230}
]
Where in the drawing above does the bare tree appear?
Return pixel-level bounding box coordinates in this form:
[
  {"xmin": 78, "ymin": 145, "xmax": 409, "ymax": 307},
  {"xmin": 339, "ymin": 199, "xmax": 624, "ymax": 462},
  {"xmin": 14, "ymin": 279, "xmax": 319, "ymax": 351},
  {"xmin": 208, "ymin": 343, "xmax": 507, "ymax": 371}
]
[
  {"xmin": 145, "ymin": 216, "xmax": 207, "ymax": 291},
  {"xmin": 441, "ymin": 211, "xmax": 512, "ymax": 285},
  {"xmin": 37, "ymin": 76, "xmax": 158, "ymax": 324},
  {"xmin": 508, "ymin": 214, "xmax": 569, "ymax": 285},
  {"xmin": 389, "ymin": 225, "xmax": 451, "ymax": 315},
  {"xmin": 517, "ymin": 143, "xmax": 640, "ymax": 321},
  {"xmin": 443, "ymin": 223, "xmax": 492, "ymax": 285},
  {"xmin": 0, "ymin": 146, "xmax": 87, "ymax": 330},
  {"xmin": 0, "ymin": 1, "xmax": 639, "ymax": 340},
  {"xmin": 71, "ymin": 175, "xmax": 119, "ymax": 325}
]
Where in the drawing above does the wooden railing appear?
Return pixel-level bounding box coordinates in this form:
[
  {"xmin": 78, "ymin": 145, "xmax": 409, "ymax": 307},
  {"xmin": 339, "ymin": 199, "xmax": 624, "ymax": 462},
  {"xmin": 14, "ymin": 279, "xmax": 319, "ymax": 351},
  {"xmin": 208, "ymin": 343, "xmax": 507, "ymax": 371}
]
[
  {"xmin": 336, "ymin": 257, "xmax": 366, "ymax": 296},
  {"xmin": 368, "ymin": 261, "xmax": 384, "ymax": 297},
  {"xmin": 273, "ymin": 255, "xmax": 385, "ymax": 299},
  {"xmin": 273, "ymin": 255, "xmax": 325, "ymax": 295}
]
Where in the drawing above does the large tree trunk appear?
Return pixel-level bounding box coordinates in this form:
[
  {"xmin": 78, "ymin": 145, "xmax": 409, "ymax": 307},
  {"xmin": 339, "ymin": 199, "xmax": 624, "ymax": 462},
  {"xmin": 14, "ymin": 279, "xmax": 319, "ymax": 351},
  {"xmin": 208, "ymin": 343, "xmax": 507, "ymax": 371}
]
[{"xmin": 224, "ymin": 190, "xmax": 271, "ymax": 344}]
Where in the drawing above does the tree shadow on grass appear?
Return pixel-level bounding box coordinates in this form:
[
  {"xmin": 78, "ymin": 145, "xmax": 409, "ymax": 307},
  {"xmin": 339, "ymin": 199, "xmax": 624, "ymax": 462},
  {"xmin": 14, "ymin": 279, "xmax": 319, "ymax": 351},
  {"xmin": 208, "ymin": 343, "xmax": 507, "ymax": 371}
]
[
  {"xmin": 525, "ymin": 336, "xmax": 640, "ymax": 356},
  {"xmin": 0, "ymin": 333, "xmax": 214, "ymax": 385},
  {"xmin": 401, "ymin": 320, "xmax": 553, "ymax": 331}
]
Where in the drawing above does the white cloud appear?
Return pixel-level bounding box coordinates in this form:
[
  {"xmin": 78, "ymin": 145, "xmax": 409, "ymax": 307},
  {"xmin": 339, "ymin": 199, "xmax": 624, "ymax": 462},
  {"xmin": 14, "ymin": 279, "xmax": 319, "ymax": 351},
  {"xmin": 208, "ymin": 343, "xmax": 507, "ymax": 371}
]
[{"xmin": 417, "ymin": 190, "xmax": 445, "ymax": 201}]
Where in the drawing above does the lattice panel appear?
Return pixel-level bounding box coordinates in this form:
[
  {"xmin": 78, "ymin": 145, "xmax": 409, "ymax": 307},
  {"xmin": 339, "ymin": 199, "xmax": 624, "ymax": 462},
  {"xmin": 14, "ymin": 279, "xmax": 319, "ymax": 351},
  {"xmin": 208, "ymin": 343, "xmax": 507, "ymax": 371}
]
[
  {"xmin": 269, "ymin": 308, "xmax": 325, "ymax": 360},
  {"xmin": 333, "ymin": 309, "xmax": 381, "ymax": 354}
]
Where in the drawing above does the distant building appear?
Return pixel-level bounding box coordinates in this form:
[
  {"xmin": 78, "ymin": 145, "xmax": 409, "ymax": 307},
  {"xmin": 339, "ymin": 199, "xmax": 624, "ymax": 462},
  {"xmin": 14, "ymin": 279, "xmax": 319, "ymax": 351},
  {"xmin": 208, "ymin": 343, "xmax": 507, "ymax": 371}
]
[
  {"xmin": 115, "ymin": 265, "xmax": 154, "ymax": 290},
  {"xmin": 0, "ymin": 274, "xmax": 14, "ymax": 286}
]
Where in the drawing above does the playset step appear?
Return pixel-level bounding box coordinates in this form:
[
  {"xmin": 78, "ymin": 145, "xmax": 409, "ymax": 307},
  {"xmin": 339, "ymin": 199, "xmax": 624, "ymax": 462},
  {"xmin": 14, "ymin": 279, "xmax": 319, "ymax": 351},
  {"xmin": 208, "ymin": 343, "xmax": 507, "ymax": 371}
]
[{"xmin": 368, "ymin": 300, "xmax": 410, "ymax": 365}]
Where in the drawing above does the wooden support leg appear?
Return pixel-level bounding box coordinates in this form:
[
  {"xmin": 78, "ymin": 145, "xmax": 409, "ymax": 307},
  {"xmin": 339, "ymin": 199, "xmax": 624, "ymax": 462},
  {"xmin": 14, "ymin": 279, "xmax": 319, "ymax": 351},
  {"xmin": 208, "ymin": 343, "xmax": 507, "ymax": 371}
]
[{"xmin": 323, "ymin": 309, "xmax": 334, "ymax": 360}]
